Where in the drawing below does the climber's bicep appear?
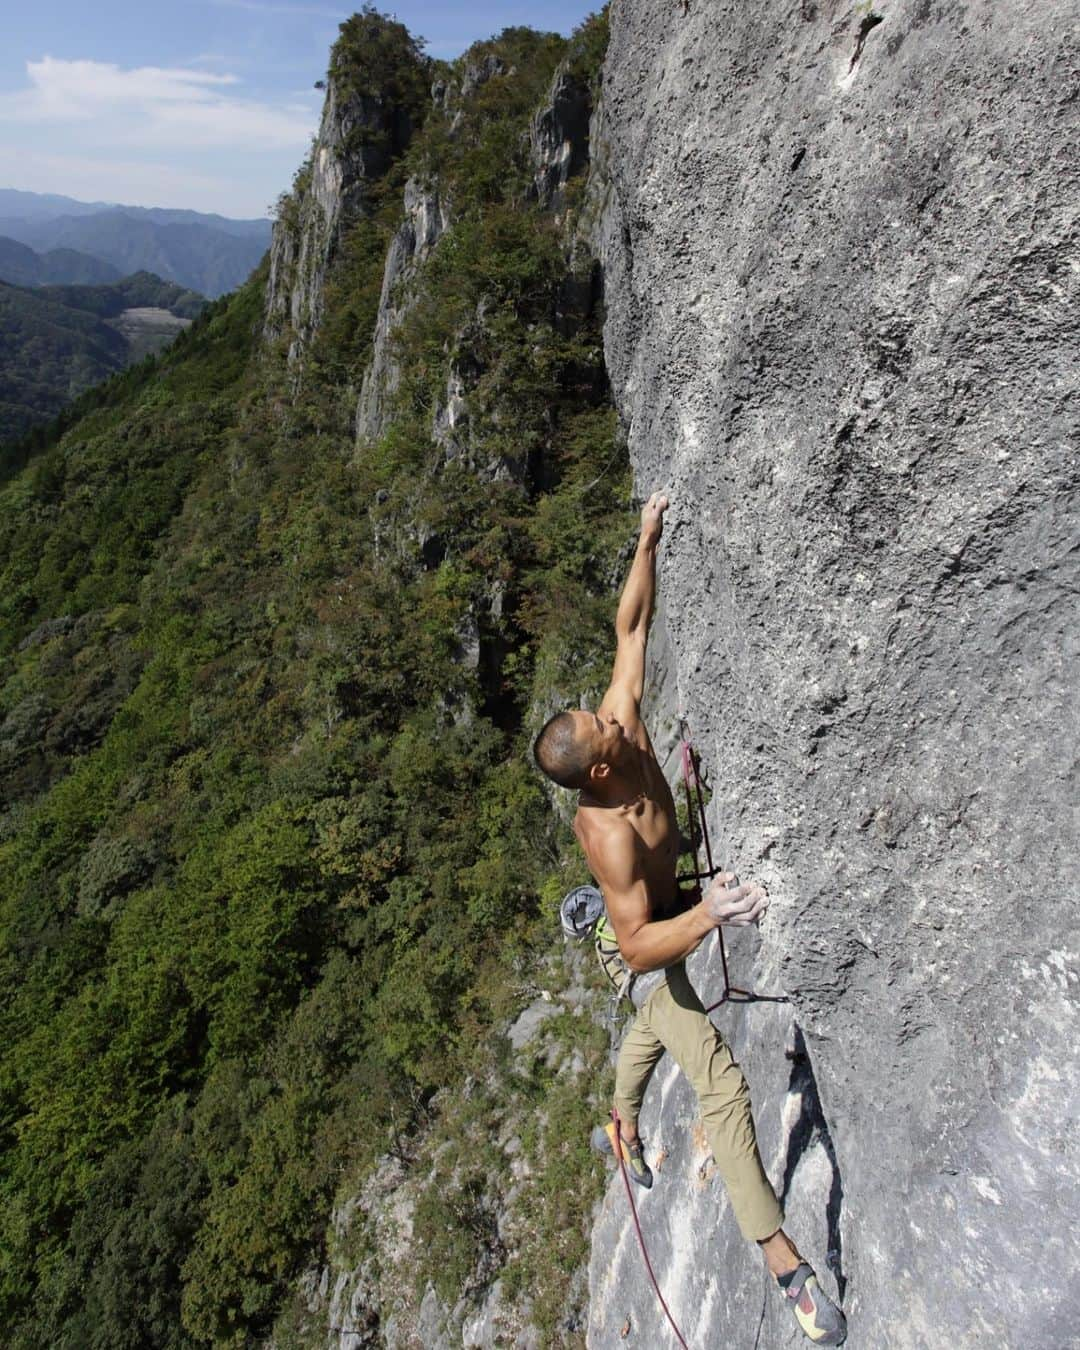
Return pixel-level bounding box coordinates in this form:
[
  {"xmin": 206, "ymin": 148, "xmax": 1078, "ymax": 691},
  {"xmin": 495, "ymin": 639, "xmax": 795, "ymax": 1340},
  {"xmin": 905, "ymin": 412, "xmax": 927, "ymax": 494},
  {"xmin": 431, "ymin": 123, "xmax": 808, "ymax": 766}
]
[{"xmin": 591, "ymin": 831, "xmax": 652, "ymax": 951}]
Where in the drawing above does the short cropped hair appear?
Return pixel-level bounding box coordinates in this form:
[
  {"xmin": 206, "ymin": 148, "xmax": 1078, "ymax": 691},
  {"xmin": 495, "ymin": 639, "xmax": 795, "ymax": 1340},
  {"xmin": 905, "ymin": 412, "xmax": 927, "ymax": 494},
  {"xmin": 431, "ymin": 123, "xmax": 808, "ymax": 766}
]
[{"xmin": 533, "ymin": 710, "xmax": 594, "ymax": 790}]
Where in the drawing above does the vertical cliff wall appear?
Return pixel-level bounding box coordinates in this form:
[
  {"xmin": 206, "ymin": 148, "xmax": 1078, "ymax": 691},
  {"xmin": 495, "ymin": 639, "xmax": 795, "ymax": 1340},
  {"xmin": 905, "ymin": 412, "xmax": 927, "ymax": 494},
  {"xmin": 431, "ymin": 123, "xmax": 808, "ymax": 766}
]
[
  {"xmin": 591, "ymin": 1, "xmax": 1079, "ymax": 1346},
  {"xmin": 265, "ymin": 80, "xmax": 401, "ymax": 360}
]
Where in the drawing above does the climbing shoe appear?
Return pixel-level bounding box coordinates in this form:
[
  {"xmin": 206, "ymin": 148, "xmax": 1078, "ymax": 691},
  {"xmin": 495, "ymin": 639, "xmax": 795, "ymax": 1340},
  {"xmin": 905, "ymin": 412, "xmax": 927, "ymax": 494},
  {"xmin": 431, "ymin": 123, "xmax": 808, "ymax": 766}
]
[
  {"xmin": 590, "ymin": 1121, "xmax": 653, "ymax": 1188},
  {"xmin": 776, "ymin": 1263, "xmax": 846, "ymax": 1345}
]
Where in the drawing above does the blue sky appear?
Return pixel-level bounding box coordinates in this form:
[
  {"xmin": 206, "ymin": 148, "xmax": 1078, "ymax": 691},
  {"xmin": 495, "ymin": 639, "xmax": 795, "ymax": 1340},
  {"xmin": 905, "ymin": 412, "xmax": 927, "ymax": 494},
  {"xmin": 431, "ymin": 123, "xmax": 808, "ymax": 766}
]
[{"xmin": 0, "ymin": 1, "xmax": 599, "ymax": 219}]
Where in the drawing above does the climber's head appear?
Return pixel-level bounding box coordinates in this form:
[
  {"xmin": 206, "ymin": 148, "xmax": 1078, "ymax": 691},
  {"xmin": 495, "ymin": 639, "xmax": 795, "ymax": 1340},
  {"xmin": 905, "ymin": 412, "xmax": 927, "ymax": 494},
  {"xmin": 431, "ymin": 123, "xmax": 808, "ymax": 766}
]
[{"xmin": 533, "ymin": 708, "xmax": 632, "ymax": 790}]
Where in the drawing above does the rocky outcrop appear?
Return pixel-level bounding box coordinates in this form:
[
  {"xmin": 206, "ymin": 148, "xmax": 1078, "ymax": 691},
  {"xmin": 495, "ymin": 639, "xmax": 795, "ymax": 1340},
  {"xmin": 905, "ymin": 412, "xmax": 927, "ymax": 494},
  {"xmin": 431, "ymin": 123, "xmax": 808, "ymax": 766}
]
[
  {"xmin": 355, "ymin": 175, "xmax": 451, "ymax": 444},
  {"xmin": 529, "ymin": 67, "xmax": 592, "ymax": 210},
  {"xmin": 354, "ymin": 53, "xmax": 514, "ymax": 449},
  {"xmin": 296, "ymin": 951, "xmax": 601, "ymax": 1350},
  {"xmin": 265, "ymin": 78, "xmax": 418, "ymax": 361},
  {"xmin": 591, "ymin": 1, "xmax": 1080, "ymax": 1346}
]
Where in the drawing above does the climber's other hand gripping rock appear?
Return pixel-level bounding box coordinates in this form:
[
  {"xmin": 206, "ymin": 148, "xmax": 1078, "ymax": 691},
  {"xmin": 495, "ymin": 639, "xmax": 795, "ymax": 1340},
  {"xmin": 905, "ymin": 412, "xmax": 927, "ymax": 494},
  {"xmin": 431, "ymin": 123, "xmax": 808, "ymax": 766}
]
[
  {"xmin": 640, "ymin": 491, "xmax": 669, "ymax": 544},
  {"xmin": 703, "ymin": 871, "xmax": 769, "ymax": 927}
]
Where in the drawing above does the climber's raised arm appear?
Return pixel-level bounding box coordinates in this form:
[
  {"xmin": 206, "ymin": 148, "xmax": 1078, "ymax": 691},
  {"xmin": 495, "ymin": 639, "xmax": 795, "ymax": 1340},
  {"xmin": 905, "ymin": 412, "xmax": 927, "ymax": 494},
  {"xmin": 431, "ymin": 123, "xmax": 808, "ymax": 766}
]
[{"xmin": 598, "ymin": 492, "xmax": 669, "ymax": 741}]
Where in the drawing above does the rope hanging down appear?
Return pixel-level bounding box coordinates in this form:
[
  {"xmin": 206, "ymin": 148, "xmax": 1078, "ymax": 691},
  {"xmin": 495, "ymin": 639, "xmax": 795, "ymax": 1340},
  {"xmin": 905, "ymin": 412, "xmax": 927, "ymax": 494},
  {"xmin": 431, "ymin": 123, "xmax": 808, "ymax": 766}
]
[
  {"xmin": 611, "ymin": 1108, "xmax": 691, "ymax": 1350},
  {"xmin": 607, "ymin": 726, "xmax": 788, "ymax": 1349},
  {"xmin": 676, "ymin": 719, "xmax": 787, "ymax": 1012}
]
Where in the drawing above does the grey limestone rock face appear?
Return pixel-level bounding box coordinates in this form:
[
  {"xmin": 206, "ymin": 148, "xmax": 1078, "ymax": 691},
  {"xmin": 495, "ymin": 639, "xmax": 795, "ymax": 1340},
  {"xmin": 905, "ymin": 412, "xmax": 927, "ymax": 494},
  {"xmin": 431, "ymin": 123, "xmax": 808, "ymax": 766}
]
[
  {"xmin": 431, "ymin": 365, "xmax": 469, "ymax": 458},
  {"xmin": 363, "ymin": 53, "xmax": 601, "ymax": 463},
  {"xmin": 591, "ymin": 1, "xmax": 1079, "ymax": 1346},
  {"xmin": 461, "ymin": 56, "xmax": 508, "ymax": 100},
  {"xmin": 361, "ymin": 53, "xmax": 601, "ymax": 466},
  {"xmin": 304, "ymin": 1153, "xmax": 432, "ymax": 1350},
  {"xmin": 530, "ymin": 65, "xmax": 593, "ymax": 210},
  {"xmin": 507, "ymin": 996, "xmax": 561, "ymax": 1051},
  {"xmin": 301, "ymin": 944, "xmax": 601, "ymax": 1350},
  {"xmin": 462, "ymin": 1280, "xmax": 541, "ymax": 1350}
]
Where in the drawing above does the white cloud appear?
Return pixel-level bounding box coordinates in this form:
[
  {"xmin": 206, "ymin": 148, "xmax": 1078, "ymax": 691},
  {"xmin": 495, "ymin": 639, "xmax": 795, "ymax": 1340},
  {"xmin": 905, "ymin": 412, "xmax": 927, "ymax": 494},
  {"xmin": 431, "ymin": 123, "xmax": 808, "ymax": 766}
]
[
  {"xmin": 14, "ymin": 57, "xmax": 237, "ymax": 117},
  {"xmin": 3, "ymin": 56, "xmax": 317, "ymax": 152}
]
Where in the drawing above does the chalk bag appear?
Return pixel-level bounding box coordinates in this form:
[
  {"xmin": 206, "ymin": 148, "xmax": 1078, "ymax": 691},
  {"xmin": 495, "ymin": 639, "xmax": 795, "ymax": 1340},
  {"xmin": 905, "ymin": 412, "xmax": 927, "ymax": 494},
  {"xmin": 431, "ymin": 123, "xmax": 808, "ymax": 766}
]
[{"xmin": 559, "ymin": 884, "xmax": 604, "ymax": 940}]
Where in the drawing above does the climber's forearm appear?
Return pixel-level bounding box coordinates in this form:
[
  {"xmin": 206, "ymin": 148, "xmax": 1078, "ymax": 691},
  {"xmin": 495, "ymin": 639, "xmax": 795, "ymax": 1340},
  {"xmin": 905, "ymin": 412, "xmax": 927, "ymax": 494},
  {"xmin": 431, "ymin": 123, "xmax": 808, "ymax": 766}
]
[
  {"xmin": 614, "ymin": 493, "xmax": 668, "ymax": 643},
  {"xmin": 614, "ymin": 531, "xmax": 659, "ymax": 643},
  {"xmin": 616, "ymin": 875, "xmax": 772, "ymax": 973},
  {"xmin": 618, "ymin": 903, "xmax": 714, "ymax": 973}
]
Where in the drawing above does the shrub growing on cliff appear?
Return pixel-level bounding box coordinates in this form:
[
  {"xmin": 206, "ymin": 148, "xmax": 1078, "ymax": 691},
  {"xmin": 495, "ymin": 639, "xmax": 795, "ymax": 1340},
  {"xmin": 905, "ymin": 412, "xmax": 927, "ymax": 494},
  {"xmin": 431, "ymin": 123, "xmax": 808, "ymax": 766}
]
[{"xmin": 329, "ymin": 6, "xmax": 431, "ymax": 158}]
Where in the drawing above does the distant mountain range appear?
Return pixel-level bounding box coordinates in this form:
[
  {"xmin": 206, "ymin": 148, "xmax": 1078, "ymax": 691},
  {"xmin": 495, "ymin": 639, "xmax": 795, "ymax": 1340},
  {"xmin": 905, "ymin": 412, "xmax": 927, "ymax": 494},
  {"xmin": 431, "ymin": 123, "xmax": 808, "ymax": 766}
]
[
  {"xmin": 0, "ymin": 271, "xmax": 208, "ymax": 444},
  {"xmin": 0, "ymin": 193, "xmax": 234, "ymax": 444},
  {"xmin": 0, "ymin": 189, "xmax": 271, "ymax": 297},
  {"xmin": 0, "ymin": 235, "xmax": 121, "ymax": 287}
]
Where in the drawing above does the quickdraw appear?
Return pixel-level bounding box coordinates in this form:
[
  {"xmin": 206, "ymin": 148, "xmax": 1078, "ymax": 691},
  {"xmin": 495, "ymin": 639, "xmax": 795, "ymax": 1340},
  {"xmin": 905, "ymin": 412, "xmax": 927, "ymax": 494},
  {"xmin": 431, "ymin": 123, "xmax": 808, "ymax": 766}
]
[{"xmin": 676, "ymin": 718, "xmax": 788, "ymax": 1012}]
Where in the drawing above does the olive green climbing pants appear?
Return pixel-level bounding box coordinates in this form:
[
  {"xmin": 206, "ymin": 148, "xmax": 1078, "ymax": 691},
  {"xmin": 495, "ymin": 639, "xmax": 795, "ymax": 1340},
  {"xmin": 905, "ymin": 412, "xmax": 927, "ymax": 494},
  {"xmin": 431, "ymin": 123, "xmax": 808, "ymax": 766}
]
[{"xmin": 610, "ymin": 957, "xmax": 784, "ymax": 1243}]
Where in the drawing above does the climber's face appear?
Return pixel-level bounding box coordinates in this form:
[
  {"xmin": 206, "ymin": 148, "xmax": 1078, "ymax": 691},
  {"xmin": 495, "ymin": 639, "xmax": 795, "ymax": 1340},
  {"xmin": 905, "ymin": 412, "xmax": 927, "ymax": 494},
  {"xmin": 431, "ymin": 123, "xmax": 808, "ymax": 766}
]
[{"xmin": 571, "ymin": 708, "xmax": 632, "ymax": 779}]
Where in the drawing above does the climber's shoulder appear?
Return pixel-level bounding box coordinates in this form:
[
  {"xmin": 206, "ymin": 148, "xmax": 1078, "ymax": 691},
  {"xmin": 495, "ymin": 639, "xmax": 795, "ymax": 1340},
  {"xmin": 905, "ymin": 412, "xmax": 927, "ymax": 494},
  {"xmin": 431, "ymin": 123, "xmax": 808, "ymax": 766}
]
[
  {"xmin": 573, "ymin": 796, "xmax": 653, "ymax": 886},
  {"xmin": 596, "ymin": 685, "xmax": 653, "ymax": 755}
]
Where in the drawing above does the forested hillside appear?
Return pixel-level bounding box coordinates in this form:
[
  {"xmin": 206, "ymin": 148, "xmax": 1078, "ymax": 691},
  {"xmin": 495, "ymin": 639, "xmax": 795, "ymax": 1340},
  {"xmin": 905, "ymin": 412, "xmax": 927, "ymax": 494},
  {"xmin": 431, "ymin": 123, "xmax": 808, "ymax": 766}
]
[
  {"xmin": 37, "ymin": 272, "xmax": 205, "ymax": 321},
  {"xmin": 0, "ymin": 10, "xmax": 621, "ymax": 1346},
  {"xmin": 0, "ymin": 272, "xmax": 205, "ymax": 443},
  {"xmin": 0, "ymin": 281, "xmax": 130, "ymax": 442}
]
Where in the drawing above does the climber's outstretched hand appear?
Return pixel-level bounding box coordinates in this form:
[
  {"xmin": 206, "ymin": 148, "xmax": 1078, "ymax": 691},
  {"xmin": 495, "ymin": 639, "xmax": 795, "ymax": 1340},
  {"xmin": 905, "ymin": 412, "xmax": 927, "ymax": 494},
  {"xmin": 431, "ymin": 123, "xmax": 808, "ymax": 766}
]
[
  {"xmin": 640, "ymin": 491, "xmax": 669, "ymax": 545},
  {"xmin": 702, "ymin": 872, "xmax": 769, "ymax": 927}
]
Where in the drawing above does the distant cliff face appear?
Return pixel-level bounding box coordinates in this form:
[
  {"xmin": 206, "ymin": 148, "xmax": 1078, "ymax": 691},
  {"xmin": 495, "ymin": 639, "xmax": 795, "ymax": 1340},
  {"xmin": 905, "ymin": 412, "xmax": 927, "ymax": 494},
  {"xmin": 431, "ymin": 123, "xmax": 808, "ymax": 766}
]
[
  {"xmin": 256, "ymin": 26, "xmax": 626, "ymax": 1350},
  {"xmin": 265, "ymin": 80, "xmax": 405, "ymax": 361},
  {"xmin": 265, "ymin": 17, "xmax": 428, "ymax": 364},
  {"xmin": 593, "ymin": 1, "xmax": 1079, "ymax": 1346}
]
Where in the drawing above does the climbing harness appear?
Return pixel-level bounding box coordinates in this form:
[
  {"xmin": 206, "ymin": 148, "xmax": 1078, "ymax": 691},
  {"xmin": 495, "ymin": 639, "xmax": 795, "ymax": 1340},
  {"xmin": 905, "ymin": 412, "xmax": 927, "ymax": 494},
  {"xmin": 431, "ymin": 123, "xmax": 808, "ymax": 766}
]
[
  {"xmin": 677, "ymin": 718, "xmax": 788, "ymax": 1011},
  {"xmin": 611, "ymin": 1107, "xmax": 690, "ymax": 1350}
]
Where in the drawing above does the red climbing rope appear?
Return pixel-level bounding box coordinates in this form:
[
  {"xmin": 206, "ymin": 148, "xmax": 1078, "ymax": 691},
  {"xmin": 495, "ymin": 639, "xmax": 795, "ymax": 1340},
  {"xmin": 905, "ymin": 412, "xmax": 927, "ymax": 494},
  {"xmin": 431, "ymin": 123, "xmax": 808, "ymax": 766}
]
[
  {"xmin": 611, "ymin": 1108, "xmax": 690, "ymax": 1350},
  {"xmin": 606, "ymin": 729, "xmax": 786, "ymax": 1348}
]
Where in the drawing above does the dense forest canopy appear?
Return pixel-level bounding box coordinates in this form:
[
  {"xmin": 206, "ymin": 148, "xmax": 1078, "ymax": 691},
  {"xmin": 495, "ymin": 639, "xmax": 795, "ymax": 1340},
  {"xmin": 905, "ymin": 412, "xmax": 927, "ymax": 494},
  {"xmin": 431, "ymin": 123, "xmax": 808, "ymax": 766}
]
[{"xmin": 0, "ymin": 9, "xmax": 621, "ymax": 1346}]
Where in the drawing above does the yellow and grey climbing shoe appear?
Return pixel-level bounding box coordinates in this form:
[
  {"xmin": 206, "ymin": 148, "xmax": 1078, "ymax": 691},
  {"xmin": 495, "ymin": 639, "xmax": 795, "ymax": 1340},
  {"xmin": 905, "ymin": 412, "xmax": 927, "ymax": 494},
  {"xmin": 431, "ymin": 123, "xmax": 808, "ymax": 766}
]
[
  {"xmin": 777, "ymin": 1263, "xmax": 846, "ymax": 1345},
  {"xmin": 590, "ymin": 1122, "xmax": 653, "ymax": 1188}
]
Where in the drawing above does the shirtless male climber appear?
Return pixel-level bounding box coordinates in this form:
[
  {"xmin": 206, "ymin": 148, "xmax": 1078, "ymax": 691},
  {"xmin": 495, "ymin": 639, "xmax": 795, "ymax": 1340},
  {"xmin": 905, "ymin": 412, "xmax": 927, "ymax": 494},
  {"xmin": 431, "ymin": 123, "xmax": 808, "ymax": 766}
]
[{"xmin": 532, "ymin": 492, "xmax": 846, "ymax": 1346}]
